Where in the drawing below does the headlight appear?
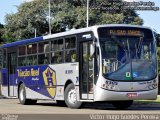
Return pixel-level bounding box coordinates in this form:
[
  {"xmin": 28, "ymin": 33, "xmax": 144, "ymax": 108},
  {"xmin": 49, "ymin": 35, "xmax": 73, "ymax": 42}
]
[
  {"xmin": 152, "ymin": 83, "xmax": 158, "ymax": 89},
  {"xmin": 148, "ymin": 84, "xmax": 153, "ymax": 90},
  {"xmin": 147, "ymin": 80, "xmax": 158, "ymax": 90}
]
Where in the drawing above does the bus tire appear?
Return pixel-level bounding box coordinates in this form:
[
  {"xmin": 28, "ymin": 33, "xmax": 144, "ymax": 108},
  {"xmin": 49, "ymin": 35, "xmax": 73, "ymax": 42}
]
[
  {"xmin": 19, "ymin": 84, "xmax": 37, "ymax": 105},
  {"xmin": 64, "ymin": 83, "xmax": 82, "ymax": 109},
  {"xmin": 112, "ymin": 100, "xmax": 133, "ymax": 110}
]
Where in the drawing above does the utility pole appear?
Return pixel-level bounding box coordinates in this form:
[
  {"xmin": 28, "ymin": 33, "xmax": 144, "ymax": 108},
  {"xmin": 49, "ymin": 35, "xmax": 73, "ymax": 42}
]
[
  {"xmin": 87, "ymin": 0, "xmax": 89, "ymax": 27},
  {"xmin": 48, "ymin": 0, "xmax": 51, "ymax": 35},
  {"xmin": 35, "ymin": 28, "xmax": 37, "ymax": 38}
]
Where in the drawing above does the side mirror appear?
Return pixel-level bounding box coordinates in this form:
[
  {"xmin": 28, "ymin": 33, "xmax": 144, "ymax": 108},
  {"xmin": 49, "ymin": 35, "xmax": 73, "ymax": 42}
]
[{"xmin": 90, "ymin": 43, "xmax": 95, "ymax": 58}]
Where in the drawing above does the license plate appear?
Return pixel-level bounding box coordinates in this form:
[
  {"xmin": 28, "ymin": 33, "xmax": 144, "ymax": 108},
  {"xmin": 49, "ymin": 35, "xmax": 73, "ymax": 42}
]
[{"xmin": 126, "ymin": 93, "xmax": 138, "ymax": 98}]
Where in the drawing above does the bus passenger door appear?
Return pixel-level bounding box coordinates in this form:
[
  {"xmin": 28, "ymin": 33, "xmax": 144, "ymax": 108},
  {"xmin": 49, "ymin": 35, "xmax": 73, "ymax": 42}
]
[
  {"xmin": 8, "ymin": 52, "xmax": 17, "ymax": 97},
  {"xmin": 80, "ymin": 41, "xmax": 94, "ymax": 100}
]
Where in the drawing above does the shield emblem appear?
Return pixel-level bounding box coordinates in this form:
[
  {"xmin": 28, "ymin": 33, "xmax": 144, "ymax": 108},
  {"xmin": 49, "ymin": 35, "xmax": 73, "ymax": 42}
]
[{"xmin": 42, "ymin": 67, "xmax": 56, "ymax": 98}]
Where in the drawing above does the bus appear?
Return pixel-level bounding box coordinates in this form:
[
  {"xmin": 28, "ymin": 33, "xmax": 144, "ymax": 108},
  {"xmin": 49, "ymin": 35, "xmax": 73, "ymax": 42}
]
[{"xmin": 0, "ymin": 24, "xmax": 158, "ymax": 109}]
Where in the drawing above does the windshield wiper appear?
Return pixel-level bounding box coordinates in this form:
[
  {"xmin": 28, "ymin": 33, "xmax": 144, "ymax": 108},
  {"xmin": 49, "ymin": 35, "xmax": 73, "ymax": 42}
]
[
  {"xmin": 134, "ymin": 37, "xmax": 143, "ymax": 60},
  {"xmin": 137, "ymin": 37, "xmax": 143, "ymax": 53}
]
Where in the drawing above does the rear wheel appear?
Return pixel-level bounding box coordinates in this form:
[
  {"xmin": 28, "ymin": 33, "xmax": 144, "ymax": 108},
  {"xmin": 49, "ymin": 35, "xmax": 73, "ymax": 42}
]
[
  {"xmin": 19, "ymin": 84, "xmax": 37, "ymax": 105},
  {"xmin": 112, "ymin": 100, "xmax": 133, "ymax": 110},
  {"xmin": 64, "ymin": 83, "xmax": 82, "ymax": 109}
]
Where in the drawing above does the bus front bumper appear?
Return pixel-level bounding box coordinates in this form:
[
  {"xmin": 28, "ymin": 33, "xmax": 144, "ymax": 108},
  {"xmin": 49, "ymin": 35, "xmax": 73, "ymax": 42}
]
[{"xmin": 94, "ymin": 85, "xmax": 158, "ymax": 101}]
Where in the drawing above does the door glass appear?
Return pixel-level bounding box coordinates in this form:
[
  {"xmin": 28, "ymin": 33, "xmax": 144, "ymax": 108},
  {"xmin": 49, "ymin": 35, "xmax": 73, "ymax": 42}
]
[
  {"xmin": 81, "ymin": 41, "xmax": 93, "ymax": 95},
  {"xmin": 8, "ymin": 53, "xmax": 16, "ymax": 96},
  {"xmin": 82, "ymin": 43, "xmax": 88, "ymax": 93},
  {"xmin": 88, "ymin": 43, "xmax": 93, "ymax": 93}
]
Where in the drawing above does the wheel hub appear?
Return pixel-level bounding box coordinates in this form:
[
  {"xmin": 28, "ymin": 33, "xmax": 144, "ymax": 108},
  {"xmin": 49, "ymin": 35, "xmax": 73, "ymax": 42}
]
[{"xmin": 68, "ymin": 88, "xmax": 77, "ymax": 104}]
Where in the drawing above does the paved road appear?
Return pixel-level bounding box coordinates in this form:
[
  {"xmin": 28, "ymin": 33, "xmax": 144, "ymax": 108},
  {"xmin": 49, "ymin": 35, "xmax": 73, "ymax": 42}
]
[
  {"xmin": 1, "ymin": 98, "xmax": 160, "ymax": 120},
  {"xmin": 0, "ymin": 98, "xmax": 160, "ymax": 114}
]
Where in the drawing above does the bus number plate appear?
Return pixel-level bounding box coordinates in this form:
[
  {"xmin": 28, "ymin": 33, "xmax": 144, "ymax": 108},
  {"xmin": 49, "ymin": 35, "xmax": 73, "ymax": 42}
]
[{"xmin": 126, "ymin": 93, "xmax": 138, "ymax": 98}]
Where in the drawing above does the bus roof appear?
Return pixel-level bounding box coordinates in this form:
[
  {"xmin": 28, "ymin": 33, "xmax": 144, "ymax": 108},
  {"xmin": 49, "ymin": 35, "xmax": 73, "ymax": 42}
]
[
  {"xmin": 44, "ymin": 24, "xmax": 152, "ymax": 39},
  {"xmin": 2, "ymin": 24, "xmax": 152, "ymax": 48},
  {"xmin": 2, "ymin": 37, "xmax": 43, "ymax": 48}
]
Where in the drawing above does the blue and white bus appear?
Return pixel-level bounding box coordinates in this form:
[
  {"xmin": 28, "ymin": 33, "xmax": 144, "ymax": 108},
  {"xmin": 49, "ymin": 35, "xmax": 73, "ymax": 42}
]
[{"xmin": 0, "ymin": 24, "xmax": 158, "ymax": 109}]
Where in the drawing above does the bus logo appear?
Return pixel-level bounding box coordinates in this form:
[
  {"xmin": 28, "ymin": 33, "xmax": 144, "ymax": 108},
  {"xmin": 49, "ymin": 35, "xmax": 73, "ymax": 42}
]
[{"xmin": 42, "ymin": 67, "xmax": 56, "ymax": 98}]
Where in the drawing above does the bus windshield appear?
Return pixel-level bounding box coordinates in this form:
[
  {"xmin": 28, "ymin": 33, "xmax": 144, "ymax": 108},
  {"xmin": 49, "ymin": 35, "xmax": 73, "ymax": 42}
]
[{"xmin": 98, "ymin": 27, "xmax": 157, "ymax": 81}]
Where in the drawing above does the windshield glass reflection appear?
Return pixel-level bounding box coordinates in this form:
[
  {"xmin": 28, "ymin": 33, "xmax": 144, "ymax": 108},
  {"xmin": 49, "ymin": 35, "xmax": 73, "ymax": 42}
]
[{"xmin": 100, "ymin": 36, "xmax": 157, "ymax": 81}]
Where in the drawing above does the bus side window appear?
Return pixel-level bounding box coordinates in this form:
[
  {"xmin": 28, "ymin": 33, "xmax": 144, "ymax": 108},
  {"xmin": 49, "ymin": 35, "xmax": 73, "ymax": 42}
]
[
  {"xmin": 51, "ymin": 39, "xmax": 64, "ymax": 64},
  {"xmin": 51, "ymin": 52, "xmax": 63, "ymax": 64},
  {"xmin": 18, "ymin": 57, "xmax": 26, "ymax": 66},
  {"xmin": 27, "ymin": 44, "xmax": 37, "ymax": 54},
  {"xmin": 51, "ymin": 39, "xmax": 64, "ymax": 51},
  {"xmin": 18, "ymin": 46, "xmax": 26, "ymax": 67},
  {"xmin": 38, "ymin": 42, "xmax": 50, "ymax": 65},
  {"xmin": 38, "ymin": 42, "xmax": 49, "ymax": 53},
  {"xmin": 24, "ymin": 44, "xmax": 38, "ymax": 66},
  {"xmin": 3, "ymin": 49, "xmax": 7, "ymax": 68},
  {"xmin": 19, "ymin": 45, "xmax": 26, "ymax": 56},
  {"xmin": 65, "ymin": 36, "xmax": 76, "ymax": 62},
  {"xmin": 27, "ymin": 55, "xmax": 37, "ymax": 66},
  {"xmin": 65, "ymin": 37, "xmax": 76, "ymax": 49},
  {"xmin": 65, "ymin": 50, "xmax": 77, "ymax": 62},
  {"xmin": 38, "ymin": 54, "xmax": 49, "ymax": 65}
]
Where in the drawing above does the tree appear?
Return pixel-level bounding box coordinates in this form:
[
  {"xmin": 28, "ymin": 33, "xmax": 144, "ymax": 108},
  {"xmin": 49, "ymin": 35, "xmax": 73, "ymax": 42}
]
[
  {"xmin": 3, "ymin": 0, "xmax": 143, "ymax": 42},
  {"xmin": 3, "ymin": 0, "xmax": 48, "ymax": 42},
  {"xmin": 0, "ymin": 23, "xmax": 4, "ymax": 44},
  {"xmin": 157, "ymin": 33, "xmax": 160, "ymax": 74}
]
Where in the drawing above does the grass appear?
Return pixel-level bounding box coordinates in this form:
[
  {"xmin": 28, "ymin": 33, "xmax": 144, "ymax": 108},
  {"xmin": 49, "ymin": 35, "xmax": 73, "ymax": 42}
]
[
  {"xmin": 136, "ymin": 96, "xmax": 160, "ymax": 103},
  {"xmin": 132, "ymin": 96, "xmax": 160, "ymax": 108}
]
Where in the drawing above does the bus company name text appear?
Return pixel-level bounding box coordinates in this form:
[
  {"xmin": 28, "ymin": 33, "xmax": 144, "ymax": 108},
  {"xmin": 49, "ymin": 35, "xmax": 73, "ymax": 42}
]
[{"xmin": 17, "ymin": 68, "xmax": 40, "ymax": 78}]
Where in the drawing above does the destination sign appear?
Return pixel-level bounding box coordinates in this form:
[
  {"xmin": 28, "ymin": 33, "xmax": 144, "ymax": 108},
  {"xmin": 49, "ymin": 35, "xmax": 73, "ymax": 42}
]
[{"xmin": 108, "ymin": 30, "xmax": 144, "ymax": 36}]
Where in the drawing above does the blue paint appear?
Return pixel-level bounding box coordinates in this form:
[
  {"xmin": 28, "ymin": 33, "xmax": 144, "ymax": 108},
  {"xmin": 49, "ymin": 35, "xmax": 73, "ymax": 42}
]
[
  {"xmin": 3, "ymin": 37, "xmax": 43, "ymax": 48},
  {"xmin": 9, "ymin": 74, "xmax": 16, "ymax": 86},
  {"xmin": 1, "ymin": 68, "xmax": 8, "ymax": 86},
  {"xmin": 133, "ymin": 72, "xmax": 138, "ymax": 78},
  {"xmin": 16, "ymin": 65, "xmax": 56, "ymax": 98}
]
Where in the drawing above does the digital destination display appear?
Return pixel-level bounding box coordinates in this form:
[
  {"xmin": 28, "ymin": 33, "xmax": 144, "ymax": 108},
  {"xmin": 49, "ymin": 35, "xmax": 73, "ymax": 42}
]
[
  {"xmin": 108, "ymin": 29, "xmax": 144, "ymax": 36},
  {"xmin": 98, "ymin": 27, "xmax": 152, "ymax": 38}
]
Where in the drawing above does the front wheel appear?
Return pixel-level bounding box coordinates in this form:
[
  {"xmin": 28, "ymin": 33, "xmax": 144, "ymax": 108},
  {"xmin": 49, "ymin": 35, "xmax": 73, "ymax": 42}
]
[
  {"xmin": 112, "ymin": 100, "xmax": 133, "ymax": 110},
  {"xmin": 19, "ymin": 84, "xmax": 37, "ymax": 105},
  {"xmin": 64, "ymin": 83, "xmax": 82, "ymax": 109}
]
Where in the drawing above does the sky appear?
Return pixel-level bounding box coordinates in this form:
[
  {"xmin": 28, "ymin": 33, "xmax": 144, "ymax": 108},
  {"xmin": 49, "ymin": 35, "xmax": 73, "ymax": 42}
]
[
  {"xmin": 136, "ymin": 0, "xmax": 160, "ymax": 33},
  {"xmin": 0, "ymin": 0, "xmax": 160, "ymax": 33}
]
